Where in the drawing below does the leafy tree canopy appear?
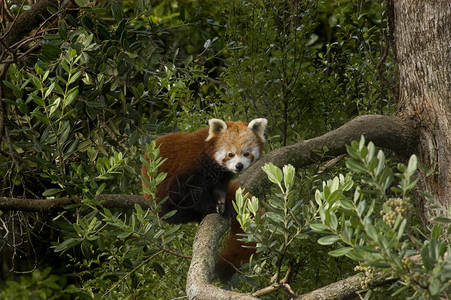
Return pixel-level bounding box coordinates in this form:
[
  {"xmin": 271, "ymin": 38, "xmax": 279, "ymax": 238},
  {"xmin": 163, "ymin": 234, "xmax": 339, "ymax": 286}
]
[{"xmin": 1, "ymin": 0, "xmax": 448, "ymax": 299}]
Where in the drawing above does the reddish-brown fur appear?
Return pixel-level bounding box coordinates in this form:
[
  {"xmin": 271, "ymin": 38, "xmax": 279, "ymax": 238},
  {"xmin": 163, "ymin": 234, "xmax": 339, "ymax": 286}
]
[{"xmin": 142, "ymin": 120, "xmax": 265, "ymax": 281}]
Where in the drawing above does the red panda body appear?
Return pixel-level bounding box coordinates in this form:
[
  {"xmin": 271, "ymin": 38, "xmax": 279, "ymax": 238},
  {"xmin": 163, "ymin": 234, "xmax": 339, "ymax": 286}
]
[{"xmin": 142, "ymin": 118, "xmax": 267, "ymax": 280}]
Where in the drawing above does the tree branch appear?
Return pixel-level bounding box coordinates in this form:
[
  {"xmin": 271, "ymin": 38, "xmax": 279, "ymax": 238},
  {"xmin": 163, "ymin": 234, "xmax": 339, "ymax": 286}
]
[
  {"xmin": 294, "ymin": 275, "xmax": 362, "ymax": 300},
  {"xmin": 0, "ymin": 194, "xmax": 149, "ymax": 212},
  {"xmin": 239, "ymin": 114, "xmax": 418, "ymax": 195},
  {"xmin": 186, "ymin": 213, "xmax": 259, "ymax": 300}
]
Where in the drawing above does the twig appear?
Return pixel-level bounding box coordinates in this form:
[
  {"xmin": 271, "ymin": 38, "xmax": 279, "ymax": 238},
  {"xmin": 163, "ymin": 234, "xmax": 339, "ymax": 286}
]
[{"xmin": 252, "ymin": 268, "xmax": 296, "ymax": 298}]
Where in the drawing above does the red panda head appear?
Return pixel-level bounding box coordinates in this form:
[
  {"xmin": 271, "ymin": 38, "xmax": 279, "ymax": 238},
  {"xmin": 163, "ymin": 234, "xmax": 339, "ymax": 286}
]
[{"xmin": 205, "ymin": 118, "xmax": 267, "ymax": 173}]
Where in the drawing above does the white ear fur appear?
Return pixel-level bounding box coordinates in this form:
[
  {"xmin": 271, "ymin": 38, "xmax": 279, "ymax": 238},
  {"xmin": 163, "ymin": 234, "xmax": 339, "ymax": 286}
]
[
  {"xmin": 205, "ymin": 119, "xmax": 227, "ymax": 141},
  {"xmin": 248, "ymin": 118, "xmax": 268, "ymax": 141}
]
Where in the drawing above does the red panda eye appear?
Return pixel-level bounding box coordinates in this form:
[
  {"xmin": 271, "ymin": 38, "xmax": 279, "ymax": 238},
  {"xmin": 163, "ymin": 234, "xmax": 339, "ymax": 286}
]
[
  {"xmin": 244, "ymin": 152, "xmax": 250, "ymax": 157},
  {"xmin": 228, "ymin": 153, "xmax": 234, "ymax": 158}
]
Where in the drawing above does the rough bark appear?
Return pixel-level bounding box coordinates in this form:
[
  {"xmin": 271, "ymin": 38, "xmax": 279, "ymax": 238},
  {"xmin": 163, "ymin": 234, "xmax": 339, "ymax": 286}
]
[
  {"xmin": 392, "ymin": 1, "xmax": 451, "ymax": 211},
  {"xmin": 293, "ymin": 276, "xmax": 361, "ymax": 300},
  {"xmin": 186, "ymin": 214, "xmax": 259, "ymax": 300},
  {"xmin": 240, "ymin": 114, "xmax": 418, "ymax": 195}
]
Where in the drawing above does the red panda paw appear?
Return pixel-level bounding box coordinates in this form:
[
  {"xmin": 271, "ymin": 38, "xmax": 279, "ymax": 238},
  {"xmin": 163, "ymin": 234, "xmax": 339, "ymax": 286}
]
[
  {"xmin": 216, "ymin": 199, "xmax": 233, "ymax": 218},
  {"xmin": 216, "ymin": 198, "xmax": 224, "ymax": 214}
]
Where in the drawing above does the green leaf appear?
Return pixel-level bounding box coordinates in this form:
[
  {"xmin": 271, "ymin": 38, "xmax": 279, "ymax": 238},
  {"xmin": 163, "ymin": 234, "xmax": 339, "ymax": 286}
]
[
  {"xmin": 396, "ymin": 218, "xmax": 407, "ymax": 241},
  {"xmin": 379, "ymin": 167, "xmax": 393, "ymax": 191},
  {"xmin": 44, "ymin": 82, "xmax": 56, "ymax": 99},
  {"xmin": 430, "ymin": 224, "xmax": 443, "ymax": 239},
  {"xmin": 58, "ymin": 21, "xmax": 67, "ymax": 40},
  {"xmin": 54, "ymin": 237, "xmax": 82, "ymax": 252},
  {"xmin": 59, "ymin": 121, "xmax": 71, "ymax": 145},
  {"xmin": 319, "ymin": 207, "xmax": 330, "ymax": 224},
  {"xmin": 315, "ymin": 189, "xmax": 323, "ymax": 205},
  {"xmin": 31, "ymin": 93, "xmax": 45, "ymax": 107},
  {"xmin": 64, "ymin": 87, "xmax": 79, "ymax": 107},
  {"xmin": 1, "ymin": 98, "xmax": 19, "ymax": 106},
  {"xmin": 327, "ymin": 190, "xmax": 342, "ymax": 204},
  {"xmin": 69, "ymin": 70, "xmax": 82, "ymax": 84},
  {"xmin": 310, "ymin": 223, "xmax": 329, "ymax": 232},
  {"xmin": 365, "ymin": 222, "xmax": 378, "ymax": 241},
  {"xmin": 29, "ymin": 73, "xmax": 43, "ymax": 89},
  {"xmin": 43, "ymin": 188, "xmax": 60, "ymax": 197},
  {"xmin": 346, "ymin": 159, "xmax": 367, "ymax": 173},
  {"xmin": 31, "ymin": 110, "xmax": 49, "ymax": 123},
  {"xmin": 357, "ymin": 200, "xmax": 366, "ymax": 216},
  {"xmin": 346, "ymin": 144, "xmax": 360, "ymax": 160},
  {"xmin": 283, "ymin": 164, "xmax": 295, "ymax": 190},
  {"xmin": 318, "ymin": 235, "xmax": 339, "ymax": 245},
  {"xmin": 428, "ymin": 277, "xmax": 441, "ymax": 296},
  {"xmin": 339, "ymin": 199, "xmax": 354, "ymax": 211},
  {"xmin": 60, "ymin": 60, "xmax": 70, "ymax": 74},
  {"xmin": 406, "ymin": 154, "xmax": 417, "ymax": 176},
  {"xmin": 329, "ymin": 212, "xmax": 338, "ymax": 230},
  {"xmin": 328, "ymin": 247, "xmax": 352, "ymax": 257},
  {"xmin": 421, "ymin": 239, "xmax": 439, "ymax": 270},
  {"xmin": 263, "ymin": 163, "xmax": 283, "ymax": 185},
  {"xmin": 358, "ymin": 135, "xmax": 366, "ymax": 150},
  {"xmin": 153, "ymin": 262, "xmax": 166, "ymax": 277},
  {"xmin": 111, "ymin": 2, "xmax": 123, "ymax": 22},
  {"xmin": 367, "ymin": 261, "xmax": 391, "ymax": 268},
  {"xmin": 432, "ymin": 215, "xmax": 451, "ymax": 224},
  {"xmin": 366, "ymin": 142, "xmax": 375, "ymax": 162},
  {"xmin": 375, "ymin": 150, "xmax": 385, "ymax": 176},
  {"xmin": 69, "ymin": 47, "xmax": 77, "ymax": 58},
  {"xmin": 162, "ymin": 209, "xmax": 176, "ymax": 220},
  {"xmin": 74, "ymin": 0, "xmax": 88, "ymax": 7}
]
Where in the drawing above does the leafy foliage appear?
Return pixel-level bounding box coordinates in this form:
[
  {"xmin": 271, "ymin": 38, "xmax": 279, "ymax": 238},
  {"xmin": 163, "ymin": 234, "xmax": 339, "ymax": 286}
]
[
  {"xmin": 234, "ymin": 163, "xmax": 356, "ymax": 294},
  {"xmin": 0, "ymin": 0, "xmax": 425, "ymax": 298},
  {"xmin": 215, "ymin": 0, "xmax": 396, "ymax": 147},
  {"xmin": 236, "ymin": 137, "xmax": 450, "ymax": 299},
  {"xmin": 50, "ymin": 142, "xmax": 192, "ymax": 299},
  {"xmin": 0, "ymin": 267, "xmax": 78, "ymax": 300}
]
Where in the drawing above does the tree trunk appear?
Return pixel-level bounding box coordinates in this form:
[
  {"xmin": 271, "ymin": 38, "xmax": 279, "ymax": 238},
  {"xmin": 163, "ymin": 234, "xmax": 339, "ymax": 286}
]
[{"xmin": 393, "ymin": 1, "xmax": 451, "ymax": 213}]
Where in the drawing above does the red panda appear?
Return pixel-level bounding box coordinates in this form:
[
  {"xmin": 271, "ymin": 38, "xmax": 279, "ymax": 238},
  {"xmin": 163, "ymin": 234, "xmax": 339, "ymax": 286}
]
[{"xmin": 142, "ymin": 118, "xmax": 267, "ymax": 281}]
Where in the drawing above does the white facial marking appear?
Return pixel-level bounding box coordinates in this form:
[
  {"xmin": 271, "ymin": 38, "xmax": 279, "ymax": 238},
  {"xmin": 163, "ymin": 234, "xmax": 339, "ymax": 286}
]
[
  {"xmin": 224, "ymin": 154, "xmax": 252, "ymax": 173},
  {"xmin": 251, "ymin": 147, "xmax": 261, "ymax": 160},
  {"xmin": 214, "ymin": 148, "xmax": 227, "ymax": 165}
]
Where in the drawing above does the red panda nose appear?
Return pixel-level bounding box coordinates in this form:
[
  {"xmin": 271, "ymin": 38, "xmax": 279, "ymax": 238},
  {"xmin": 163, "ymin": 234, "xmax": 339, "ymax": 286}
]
[{"xmin": 235, "ymin": 162, "xmax": 244, "ymax": 172}]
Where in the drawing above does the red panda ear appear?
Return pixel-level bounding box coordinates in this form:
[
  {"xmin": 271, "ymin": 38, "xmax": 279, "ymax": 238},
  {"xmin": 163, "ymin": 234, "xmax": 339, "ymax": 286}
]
[
  {"xmin": 248, "ymin": 118, "xmax": 268, "ymax": 141},
  {"xmin": 206, "ymin": 119, "xmax": 227, "ymax": 141}
]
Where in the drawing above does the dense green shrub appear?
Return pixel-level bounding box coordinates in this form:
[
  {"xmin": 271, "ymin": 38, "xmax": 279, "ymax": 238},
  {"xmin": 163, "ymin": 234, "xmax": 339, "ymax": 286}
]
[
  {"xmin": 236, "ymin": 137, "xmax": 450, "ymax": 299},
  {"xmin": 0, "ymin": 0, "xmax": 414, "ymax": 298}
]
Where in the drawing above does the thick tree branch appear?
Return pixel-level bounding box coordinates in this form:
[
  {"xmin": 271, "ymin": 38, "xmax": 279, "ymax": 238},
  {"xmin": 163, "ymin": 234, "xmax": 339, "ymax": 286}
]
[
  {"xmin": 294, "ymin": 275, "xmax": 362, "ymax": 300},
  {"xmin": 239, "ymin": 114, "xmax": 418, "ymax": 194},
  {"xmin": 186, "ymin": 214, "xmax": 259, "ymax": 300}
]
